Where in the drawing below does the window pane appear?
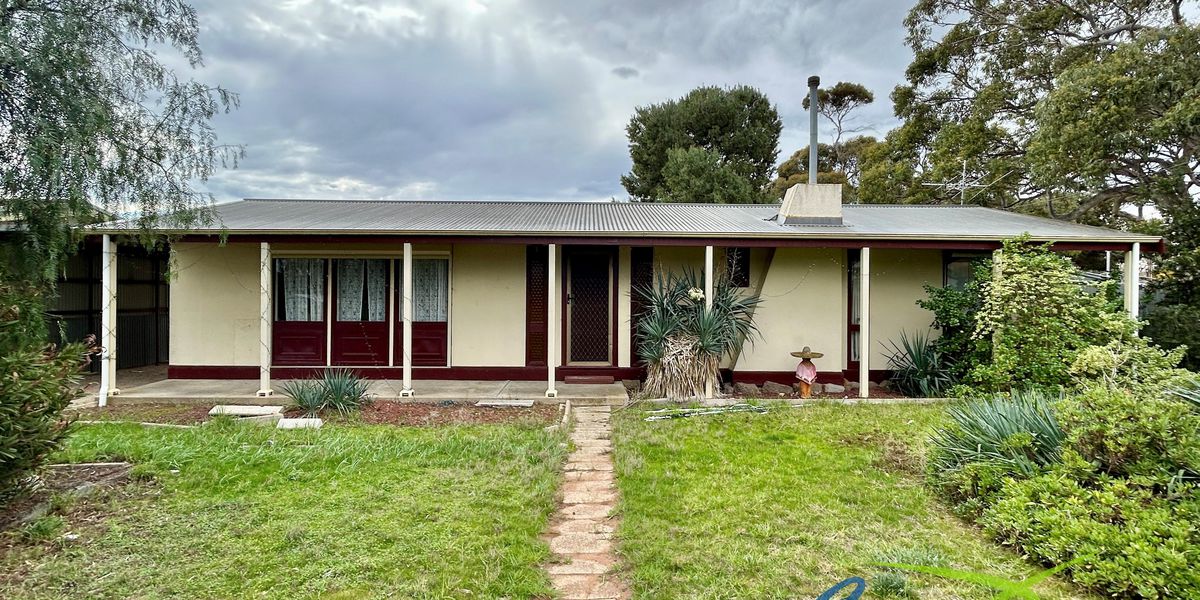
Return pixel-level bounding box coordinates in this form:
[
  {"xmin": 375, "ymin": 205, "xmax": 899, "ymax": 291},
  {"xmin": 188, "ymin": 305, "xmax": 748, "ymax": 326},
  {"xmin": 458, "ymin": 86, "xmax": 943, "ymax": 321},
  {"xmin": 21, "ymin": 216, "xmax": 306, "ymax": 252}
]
[
  {"xmin": 945, "ymin": 260, "xmax": 972, "ymax": 290},
  {"xmin": 336, "ymin": 259, "xmax": 387, "ymax": 322},
  {"xmin": 275, "ymin": 259, "xmax": 325, "ymax": 322},
  {"xmin": 411, "ymin": 259, "xmax": 448, "ymax": 322}
]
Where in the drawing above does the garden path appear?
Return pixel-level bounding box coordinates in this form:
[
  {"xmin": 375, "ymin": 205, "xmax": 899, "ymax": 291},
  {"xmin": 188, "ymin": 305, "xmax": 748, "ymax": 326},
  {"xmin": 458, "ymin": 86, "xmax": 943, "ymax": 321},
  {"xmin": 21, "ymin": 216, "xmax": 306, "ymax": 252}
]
[{"xmin": 543, "ymin": 406, "xmax": 630, "ymax": 600}]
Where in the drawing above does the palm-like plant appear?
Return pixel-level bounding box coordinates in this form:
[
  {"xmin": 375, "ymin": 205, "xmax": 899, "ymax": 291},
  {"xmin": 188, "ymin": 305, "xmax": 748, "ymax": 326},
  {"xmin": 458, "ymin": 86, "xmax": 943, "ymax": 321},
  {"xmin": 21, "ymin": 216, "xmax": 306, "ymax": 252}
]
[
  {"xmin": 885, "ymin": 330, "xmax": 956, "ymax": 398},
  {"xmin": 634, "ymin": 268, "xmax": 762, "ymax": 400}
]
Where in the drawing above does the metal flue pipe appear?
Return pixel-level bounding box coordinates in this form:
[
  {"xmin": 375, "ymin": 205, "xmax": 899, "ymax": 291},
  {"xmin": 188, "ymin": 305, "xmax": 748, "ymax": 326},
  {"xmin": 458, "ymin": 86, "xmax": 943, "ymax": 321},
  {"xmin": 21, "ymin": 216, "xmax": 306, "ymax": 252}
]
[{"xmin": 808, "ymin": 75, "xmax": 820, "ymax": 185}]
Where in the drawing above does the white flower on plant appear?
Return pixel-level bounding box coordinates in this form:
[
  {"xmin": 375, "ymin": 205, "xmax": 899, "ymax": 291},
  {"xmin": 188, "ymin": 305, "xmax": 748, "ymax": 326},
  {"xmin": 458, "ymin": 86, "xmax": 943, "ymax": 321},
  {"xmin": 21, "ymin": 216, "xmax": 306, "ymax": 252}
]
[{"xmin": 687, "ymin": 287, "xmax": 705, "ymax": 302}]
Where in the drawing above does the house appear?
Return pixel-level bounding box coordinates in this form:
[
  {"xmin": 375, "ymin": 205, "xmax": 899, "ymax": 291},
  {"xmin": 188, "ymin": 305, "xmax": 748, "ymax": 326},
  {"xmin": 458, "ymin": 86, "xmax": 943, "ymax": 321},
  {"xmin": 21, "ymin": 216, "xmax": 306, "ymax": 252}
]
[{"xmin": 87, "ymin": 184, "xmax": 1160, "ymax": 400}]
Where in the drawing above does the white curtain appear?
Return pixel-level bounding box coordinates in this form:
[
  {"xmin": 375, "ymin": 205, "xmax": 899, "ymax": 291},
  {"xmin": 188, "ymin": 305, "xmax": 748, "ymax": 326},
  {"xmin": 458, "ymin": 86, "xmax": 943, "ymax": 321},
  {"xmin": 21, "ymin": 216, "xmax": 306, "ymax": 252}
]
[
  {"xmin": 281, "ymin": 259, "xmax": 324, "ymax": 322},
  {"xmin": 337, "ymin": 259, "xmax": 387, "ymax": 322},
  {"xmin": 412, "ymin": 259, "xmax": 448, "ymax": 322}
]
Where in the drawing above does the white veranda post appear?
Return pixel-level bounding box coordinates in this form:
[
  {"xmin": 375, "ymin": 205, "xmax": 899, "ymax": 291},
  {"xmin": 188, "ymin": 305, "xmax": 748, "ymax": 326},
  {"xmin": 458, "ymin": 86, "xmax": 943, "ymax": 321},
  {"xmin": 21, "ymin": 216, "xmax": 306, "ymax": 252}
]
[
  {"xmin": 1125, "ymin": 242, "xmax": 1141, "ymax": 322},
  {"xmin": 546, "ymin": 244, "xmax": 558, "ymax": 398},
  {"xmin": 97, "ymin": 234, "xmax": 119, "ymax": 406},
  {"xmin": 401, "ymin": 242, "xmax": 414, "ymax": 397},
  {"xmin": 704, "ymin": 245, "xmax": 714, "ymax": 398},
  {"xmin": 257, "ymin": 242, "xmax": 273, "ymax": 397},
  {"xmin": 859, "ymin": 247, "xmax": 871, "ymax": 399}
]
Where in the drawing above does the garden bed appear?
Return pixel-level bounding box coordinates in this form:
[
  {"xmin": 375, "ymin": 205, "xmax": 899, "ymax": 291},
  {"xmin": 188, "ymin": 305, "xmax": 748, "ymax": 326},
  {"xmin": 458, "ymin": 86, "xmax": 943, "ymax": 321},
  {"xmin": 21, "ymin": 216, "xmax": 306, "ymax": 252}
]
[
  {"xmin": 292, "ymin": 401, "xmax": 562, "ymax": 426},
  {"xmin": 68, "ymin": 403, "xmax": 212, "ymax": 425}
]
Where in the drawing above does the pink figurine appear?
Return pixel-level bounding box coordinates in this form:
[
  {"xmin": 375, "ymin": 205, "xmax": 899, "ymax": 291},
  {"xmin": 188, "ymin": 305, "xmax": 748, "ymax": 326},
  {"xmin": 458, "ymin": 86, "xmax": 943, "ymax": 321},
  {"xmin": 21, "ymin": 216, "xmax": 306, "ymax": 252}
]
[{"xmin": 790, "ymin": 346, "xmax": 824, "ymax": 398}]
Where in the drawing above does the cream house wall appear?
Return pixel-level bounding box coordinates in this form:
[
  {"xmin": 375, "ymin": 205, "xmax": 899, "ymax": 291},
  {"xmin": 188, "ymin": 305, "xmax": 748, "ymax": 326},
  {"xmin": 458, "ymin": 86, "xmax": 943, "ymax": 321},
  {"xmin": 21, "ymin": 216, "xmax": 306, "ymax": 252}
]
[
  {"xmin": 867, "ymin": 249, "xmax": 942, "ymax": 367},
  {"xmin": 735, "ymin": 247, "xmax": 847, "ymax": 373},
  {"xmin": 449, "ymin": 244, "xmax": 526, "ymax": 367},
  {"xmin": 170, "ymin": 242, "xmax": 260, "ymax": 366}
]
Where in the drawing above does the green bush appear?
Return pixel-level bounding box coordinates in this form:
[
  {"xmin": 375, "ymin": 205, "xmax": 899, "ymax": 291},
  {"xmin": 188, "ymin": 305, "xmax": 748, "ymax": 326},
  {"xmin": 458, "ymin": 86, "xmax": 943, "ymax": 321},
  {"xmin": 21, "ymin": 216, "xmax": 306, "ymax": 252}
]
[
  {"xmin": 884, "ymin": 330, "xmax": 955, "ymax": 397},
  {"xmin": 916, "ymin": 260, "xmax": 990, "ymax": 381},
  {"xmin": 1056, "ymin": 387, "xmax": 1200, "ymax": 485},
  {"xmin": 926, "ymin": 389, "xmax": 1066, "ymax": 510},
  {"xmin": 0, "ymin": 279, "xmax": 93, "ymax": 504},
  {"xmin": 982, "ymin": 469, "xmax": 1200, "ymax": 599},
  {"xmin": 1070, "ymin": 336, "xmax": 1190, "ymax": 396},
  {"xmin": 1143, "ymin": 303, "xmax": 1200, "ymax": 371},
  {"xmin": 969, "ymin": 238, "xmax": 1134, "ymax": 392}
]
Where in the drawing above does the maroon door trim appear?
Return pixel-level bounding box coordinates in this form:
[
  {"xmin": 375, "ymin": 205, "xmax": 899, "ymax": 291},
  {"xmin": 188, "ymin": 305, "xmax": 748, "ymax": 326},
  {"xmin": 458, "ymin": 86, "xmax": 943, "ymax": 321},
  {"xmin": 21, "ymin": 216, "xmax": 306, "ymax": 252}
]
[
  {"xmin": 629, "ymin": 247, "xmax": 653, "ymax": 365},
  {"xmin": 272, "ymin": 258, "xmax": 327, "ymax": 366}
]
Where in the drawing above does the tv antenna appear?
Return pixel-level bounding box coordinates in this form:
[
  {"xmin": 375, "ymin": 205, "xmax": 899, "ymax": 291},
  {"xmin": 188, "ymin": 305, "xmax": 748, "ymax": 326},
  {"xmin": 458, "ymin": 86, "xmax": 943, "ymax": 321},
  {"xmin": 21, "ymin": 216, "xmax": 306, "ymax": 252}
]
[{"xmin": 922, "ymin": 160, "xmax": 990, "ymax": 205}]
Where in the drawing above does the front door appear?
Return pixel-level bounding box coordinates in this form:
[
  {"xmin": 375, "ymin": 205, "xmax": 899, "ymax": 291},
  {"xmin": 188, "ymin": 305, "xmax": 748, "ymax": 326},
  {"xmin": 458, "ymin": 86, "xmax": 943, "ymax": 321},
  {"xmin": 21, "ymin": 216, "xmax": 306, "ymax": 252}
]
[
  {"xmin": 332, "ymin": 259, "xmax": 389, "ymax": 365},
  {"xmin": 566, "ymin": 250, "xmax": 613, "ymax": 365}
]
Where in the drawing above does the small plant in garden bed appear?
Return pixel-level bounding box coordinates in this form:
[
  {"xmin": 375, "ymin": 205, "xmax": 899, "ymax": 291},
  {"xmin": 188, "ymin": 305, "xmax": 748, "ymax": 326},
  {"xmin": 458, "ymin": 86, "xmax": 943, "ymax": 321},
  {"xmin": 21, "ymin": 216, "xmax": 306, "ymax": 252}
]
[
  {"xmin": 281, "ymin": 369, "xmax": 373, "ymax": 417},
  {"xmin": 886, "ymin": 330, "xmax": 955, "ymax": 397}
]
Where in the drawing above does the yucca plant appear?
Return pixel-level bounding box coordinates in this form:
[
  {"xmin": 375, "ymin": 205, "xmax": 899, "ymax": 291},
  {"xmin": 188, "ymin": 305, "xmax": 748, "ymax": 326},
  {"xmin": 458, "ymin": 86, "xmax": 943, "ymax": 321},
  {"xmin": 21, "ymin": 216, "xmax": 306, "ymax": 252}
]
[
  {"xmin": 885, "ymin": 330, "xmax": 955, "ymax": 398},
  {"xmin": 634, "ymin": 268, "xmax": 761, "ymax": 400},
  {"xmin": 281, "ymin": 379, "xmax": 325, "ymax": 418},
  {"xmin": 320, "ymin": 368, "xmax": 372, "ymax": 414},
  {"xmin": 1165, "ymin": 375, "xmax": 1200, "ymax": 411},
  {"xmin": 927, "ymin": 389, "xmax": 1066, "ymax": 479}
]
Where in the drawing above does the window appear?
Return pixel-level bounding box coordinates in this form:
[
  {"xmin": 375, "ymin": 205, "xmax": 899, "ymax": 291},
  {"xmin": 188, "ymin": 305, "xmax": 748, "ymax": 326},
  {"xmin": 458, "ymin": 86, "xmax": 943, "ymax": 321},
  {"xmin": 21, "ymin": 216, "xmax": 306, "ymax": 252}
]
[
  {"xmin": 725, "ymin": 247, "xmax": 751, "ymax": 288},
  {"xmin": 275, "ymin": 259, "xmax": 326, "ymax": 322},
  {"xmin": 406, "ymin": 258, "xmax": 449, "ymax": 322},
  {"xmin": 336, "ymin": 259, "xmax": 388, "ymax": 322},
  {"xmin": 944, "ymin": 252, "xmax": 990, "ymax": 290}
]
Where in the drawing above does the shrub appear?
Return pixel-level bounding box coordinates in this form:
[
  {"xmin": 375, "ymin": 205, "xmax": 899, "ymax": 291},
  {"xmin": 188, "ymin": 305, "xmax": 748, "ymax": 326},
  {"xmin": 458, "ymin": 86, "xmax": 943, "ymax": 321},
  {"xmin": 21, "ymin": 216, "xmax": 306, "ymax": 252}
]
[
  {"xmin": 320, "ymin": 368, "xmax": 372, "ymax": 414},
  {"xmin": 969, "ymin": 237, "xmax": 1134, "ymax": 392},
  {"xmin": 1, "ymin": 279, "xmax": 94, "ymax": 504},
  {"xmin": 1070, "ymin": 336, "xmax": 1189, "ymax": 396},
  {"xmin": 926, "ymin": 389, "xmax": 1065, "ymax": 509},
  {"xmin": 1056, "ymin": 387, "xmax": 1200, "ymax": 485},
  {"xmin": 885, "ymin": 330, "xmax": 955, "ymax": 397},
  {"xmin": 982, "ymin": 470, "xmax": 1200, "ymax": 599},
  {"xmin": 1143, "ymin": 303, "xmax": 1200, "ymax": 371},
  {"xmin": 635, "ymin": 269, "xmax": 760, "ymax": 400},
  {"xmin": 917, "ymin": 260, "xmax": 990, "ymax": 381}
]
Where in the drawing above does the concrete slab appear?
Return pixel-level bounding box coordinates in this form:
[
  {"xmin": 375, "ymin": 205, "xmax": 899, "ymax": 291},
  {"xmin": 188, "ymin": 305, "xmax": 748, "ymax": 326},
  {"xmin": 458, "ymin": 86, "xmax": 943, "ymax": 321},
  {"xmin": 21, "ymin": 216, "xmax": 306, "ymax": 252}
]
[
  {"xmin": 277, "ymin": 418, "xmax": 322, "ymax": 429},
  {"xmin": 208, "ymin": 405, "xmax": 284, "ymax": 416},
  {"xmin": 475, "ymin": 399, "xmax": 535, "ymax": 408}
]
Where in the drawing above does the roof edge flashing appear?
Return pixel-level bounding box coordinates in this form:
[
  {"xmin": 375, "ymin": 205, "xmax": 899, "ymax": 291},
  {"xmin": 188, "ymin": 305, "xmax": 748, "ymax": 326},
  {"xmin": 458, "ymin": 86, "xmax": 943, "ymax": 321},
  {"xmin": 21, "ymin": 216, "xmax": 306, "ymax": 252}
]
[{"xmin": 780, "ymin": 183, "xmax": 843, "ymax": 225}]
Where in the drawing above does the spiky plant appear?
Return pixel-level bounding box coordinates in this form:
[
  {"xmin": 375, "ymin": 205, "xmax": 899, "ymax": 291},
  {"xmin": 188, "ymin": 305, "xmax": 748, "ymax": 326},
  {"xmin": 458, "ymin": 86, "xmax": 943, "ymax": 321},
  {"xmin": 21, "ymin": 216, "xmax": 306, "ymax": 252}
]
[
  {"xmin": 634, "ymin": 268, "xmax": 761, "ymax": 400},
  {"xmin": 927, "ymin": 388, "xmax": 1066, "ymax": 479},
  {"xmin": 320, "ymin": 368, "xmax": 372, "ymax": 414},
  {"xmin": 282, "ymin": 379, "xmax": 325, "ymax": 418},
  {"xmin": 886, "ymin": 330, "xmax": 956, "ymax": 398},
  {"xmin": 1165, "ymin": 375, "xmax": 1200, "ymax": 411}
]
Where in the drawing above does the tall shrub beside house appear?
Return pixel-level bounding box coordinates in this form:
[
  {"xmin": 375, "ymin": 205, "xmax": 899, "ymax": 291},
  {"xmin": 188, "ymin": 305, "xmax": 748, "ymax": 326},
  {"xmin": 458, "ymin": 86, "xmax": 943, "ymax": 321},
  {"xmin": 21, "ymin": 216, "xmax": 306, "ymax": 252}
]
[
  {"xmin": 635, "ymin": 270, "xmax": 760, "ymax": 400},
  {"xmin": 968, "ymin": 238, "xmax": 1134, "ymax": 392},
  {"xmin": 0, "ymin": 278, "xmax": 93, "ymax": 503}
]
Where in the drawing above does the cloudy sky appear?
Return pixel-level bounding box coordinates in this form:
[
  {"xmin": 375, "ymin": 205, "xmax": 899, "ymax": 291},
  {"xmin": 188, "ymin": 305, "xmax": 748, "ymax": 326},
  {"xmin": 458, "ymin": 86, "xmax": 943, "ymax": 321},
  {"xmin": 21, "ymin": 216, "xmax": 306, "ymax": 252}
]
[{"xmin": 190, "ymin": 0, "xmax": 913, "ymax": 203}]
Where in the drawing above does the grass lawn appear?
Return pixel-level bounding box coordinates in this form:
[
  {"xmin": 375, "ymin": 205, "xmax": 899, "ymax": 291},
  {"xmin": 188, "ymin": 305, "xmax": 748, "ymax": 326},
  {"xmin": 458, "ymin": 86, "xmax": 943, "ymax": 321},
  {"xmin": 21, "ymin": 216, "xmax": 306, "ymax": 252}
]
[
  {"xmin": 612, "ymin": 402, "xmax": 1091, "ymax": 600},
  {"xmin": 0, "ymin": 419, "xmax": 566, "ymax": 599}
]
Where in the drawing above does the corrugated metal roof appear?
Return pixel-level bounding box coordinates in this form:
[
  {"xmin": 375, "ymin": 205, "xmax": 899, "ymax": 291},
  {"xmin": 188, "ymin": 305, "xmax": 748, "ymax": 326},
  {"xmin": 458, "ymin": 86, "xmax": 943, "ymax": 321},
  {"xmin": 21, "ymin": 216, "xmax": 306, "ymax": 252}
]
[{"xmin": 94, "ymin": 199, "xmax": 1159, "ymax": 243}]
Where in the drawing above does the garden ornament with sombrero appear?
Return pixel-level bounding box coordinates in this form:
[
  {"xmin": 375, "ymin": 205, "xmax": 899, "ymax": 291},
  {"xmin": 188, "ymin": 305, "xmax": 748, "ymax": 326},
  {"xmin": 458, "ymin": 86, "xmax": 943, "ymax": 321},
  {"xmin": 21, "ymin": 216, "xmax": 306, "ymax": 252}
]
[{"xmin": 791, "ymin": 346, "xmax": 823, "ymax": 398}]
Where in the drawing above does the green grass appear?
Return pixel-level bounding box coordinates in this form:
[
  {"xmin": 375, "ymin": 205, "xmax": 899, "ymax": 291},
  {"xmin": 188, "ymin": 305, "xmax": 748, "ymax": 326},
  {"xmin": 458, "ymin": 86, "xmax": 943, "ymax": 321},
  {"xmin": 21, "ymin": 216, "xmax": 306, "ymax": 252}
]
[
  {"xmin": 0, "ymin": 419, "xmax": 567, "ymax": 599},
  {"xmin": 612, "ymin": 402, "xmax": 1092, "ymax": 600}
]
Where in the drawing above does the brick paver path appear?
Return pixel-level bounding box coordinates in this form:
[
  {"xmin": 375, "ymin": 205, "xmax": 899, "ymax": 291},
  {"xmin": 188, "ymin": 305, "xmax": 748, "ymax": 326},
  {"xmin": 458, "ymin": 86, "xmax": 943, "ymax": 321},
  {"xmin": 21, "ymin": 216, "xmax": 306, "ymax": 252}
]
[{"xmin": 543, "ymin": 406, "xmax": 630, "ymax": 600}]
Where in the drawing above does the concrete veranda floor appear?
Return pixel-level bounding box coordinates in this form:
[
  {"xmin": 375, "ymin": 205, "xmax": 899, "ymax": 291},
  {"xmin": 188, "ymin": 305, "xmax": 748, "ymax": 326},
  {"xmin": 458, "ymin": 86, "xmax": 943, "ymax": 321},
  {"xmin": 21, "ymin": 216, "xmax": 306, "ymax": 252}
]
[{"xmin": 76, "ymin": 371, "xmax": 628, "ymax": 408}]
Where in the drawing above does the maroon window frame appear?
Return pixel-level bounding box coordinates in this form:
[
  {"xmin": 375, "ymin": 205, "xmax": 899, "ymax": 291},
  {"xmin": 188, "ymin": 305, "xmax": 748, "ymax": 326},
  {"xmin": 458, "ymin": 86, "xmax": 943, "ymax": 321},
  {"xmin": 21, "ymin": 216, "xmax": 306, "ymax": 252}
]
[{"xmin": 394, "ymin": 259, "xmax": 449, "ymax": 367}]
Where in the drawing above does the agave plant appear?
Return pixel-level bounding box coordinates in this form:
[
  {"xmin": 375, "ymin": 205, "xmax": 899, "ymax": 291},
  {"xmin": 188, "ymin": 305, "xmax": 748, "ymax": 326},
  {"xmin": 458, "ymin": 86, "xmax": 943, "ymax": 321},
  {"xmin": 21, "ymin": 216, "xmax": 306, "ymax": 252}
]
[
  {"xmin": 320, "ymin": 368, "xmax": 372, "ymax": 414},
  {"xmin": 885, "ymin": 330, "xmax": 955, "ymax": 398},
  {"xmin": 927, "ymin": 388, "xmax": 1066, "ymax": 478},
  {"xmin": 634, "ymin": 268, "xmax": 761, "ymax": 400},
  {"xmin": 281, "ymin": 379, "xmax": 325, "ymax": 418}
]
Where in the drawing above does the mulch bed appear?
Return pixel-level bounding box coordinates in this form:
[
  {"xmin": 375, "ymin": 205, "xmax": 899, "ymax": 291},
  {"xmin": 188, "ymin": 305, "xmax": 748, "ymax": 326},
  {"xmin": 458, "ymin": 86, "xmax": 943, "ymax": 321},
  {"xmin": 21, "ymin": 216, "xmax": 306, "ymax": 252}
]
[
  {"xmin": 308, "ymin": 401, "xmax": 562, "ymax": 427},
  {"xmin": 68, "ymin": 403, "xmax": 212, "ymax": 425},
  {"xmin": 0, "ymin": 463, "xmax": 133, "ymax": 532}
]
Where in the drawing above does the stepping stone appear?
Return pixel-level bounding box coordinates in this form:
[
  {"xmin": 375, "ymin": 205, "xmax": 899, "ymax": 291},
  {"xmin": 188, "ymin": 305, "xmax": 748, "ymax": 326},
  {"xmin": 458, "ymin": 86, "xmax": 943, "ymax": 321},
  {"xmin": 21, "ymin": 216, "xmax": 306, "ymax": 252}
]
[
  {"xmin": 549, "ymin": 533, "xmax": 613, "ymax": 555},
  {"xmin": 209, "ymin": 405, "xmax": 283, "ymax": 417},
  {"xmin": 561, "ymin": 503, "xmax": 612, "ymax": 519},
  {"xmin": 548, "ymin": 557, "xmax": 613, "ymax": 575},
  {"xmin": 562, "ymin": 490, "xmax": 618, "ymax": 505},
  {"xmin": 550, "ymin": 574, "xmax": 625, "ymax": 600},
  {"xmin": 553, "ymin": 519, "xmax": 616, "ymax": 534},
  {"xmin": 475, "ymin": 399, "xmax": 534, "ymax": 408},
  {"xmin": 277, "ymin": 418, "xmax": 323, "ymax": 429}
]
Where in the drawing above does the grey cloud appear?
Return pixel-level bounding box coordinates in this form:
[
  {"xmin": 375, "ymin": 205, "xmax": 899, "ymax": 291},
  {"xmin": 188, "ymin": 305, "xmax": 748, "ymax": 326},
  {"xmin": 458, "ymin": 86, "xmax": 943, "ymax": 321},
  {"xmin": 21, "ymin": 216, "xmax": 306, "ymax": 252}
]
[{"xmin": 189, "ymin": 0, "xmax": 913, "ymax": 203}]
